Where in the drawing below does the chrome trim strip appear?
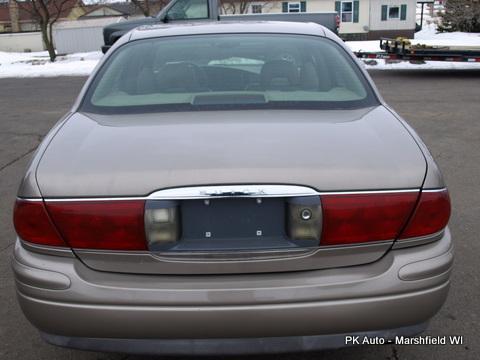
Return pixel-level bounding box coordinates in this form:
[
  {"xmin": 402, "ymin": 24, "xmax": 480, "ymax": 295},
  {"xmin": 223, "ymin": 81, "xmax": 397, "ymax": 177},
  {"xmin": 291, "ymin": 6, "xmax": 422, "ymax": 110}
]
[
  {"xmin": 148, "ymin": 185, "xmax": 421, "ymax": 199},
  {"xmin": 148, "ymin": 185, "xmax": 319, "ymax": 200},
  {"xmin": 19, "ymin": 239, "xmax": 75, "ymax": 258},
  {"xmin": 16, "ymin": 198, "xmax": 43, "ymax": 202},
  {"xmin": 42, "ymin": 197, "xmax": 146, "ymax": 202},
  {"xmin": 28, "ymin": 185, "xmax": 436, "ymax": 202},
  {"xmin": 392, "ymin": 230, "xmax": 445, "ymax": 250},
  {"xmin": 318, "ymin": 189, "xmax": 420, "ymax": 195}
]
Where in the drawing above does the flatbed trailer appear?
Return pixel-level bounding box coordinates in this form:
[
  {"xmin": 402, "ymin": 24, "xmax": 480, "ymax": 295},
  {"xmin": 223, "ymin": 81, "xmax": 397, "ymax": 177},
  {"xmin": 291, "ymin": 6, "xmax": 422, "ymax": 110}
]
[{"xmin": 355, "ymin": 38, "xmax": 480, "ymax": 63}]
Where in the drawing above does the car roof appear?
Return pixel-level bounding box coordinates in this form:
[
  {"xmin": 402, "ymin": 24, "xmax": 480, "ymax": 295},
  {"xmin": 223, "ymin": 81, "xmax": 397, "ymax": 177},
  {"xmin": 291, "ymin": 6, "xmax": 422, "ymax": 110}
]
[{"xmin": 129, "ymin": 21, "xmax": 329, "ymax": 41}]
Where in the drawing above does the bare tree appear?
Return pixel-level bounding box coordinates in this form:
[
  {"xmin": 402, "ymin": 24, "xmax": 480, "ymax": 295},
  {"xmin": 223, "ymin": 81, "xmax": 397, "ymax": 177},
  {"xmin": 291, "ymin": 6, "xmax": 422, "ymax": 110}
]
[
  {"xmin": 130, "ymin": 0, "xmax": 170, "ymax": 17},
  {"xmin": 15, "ymin": 0, "xmax": 78, "ymax": 62},
  {"xmin": 219, "ymin": 0, "xmax": 253, "ymax": 14}
]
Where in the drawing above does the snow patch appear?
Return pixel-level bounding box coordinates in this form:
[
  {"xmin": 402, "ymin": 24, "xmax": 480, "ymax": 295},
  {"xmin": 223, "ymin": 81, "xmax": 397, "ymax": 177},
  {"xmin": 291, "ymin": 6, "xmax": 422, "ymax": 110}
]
[
  {"xmin": 0, "ymin": 51, "xmax": 102, "ymax": 78},
  {"xmin": 358, "ymin": 60, "xmax": 480, "ymax": 71},
  {"xmin": 414, "ymin": 23, "xmax": 480, "ymax": 46}
]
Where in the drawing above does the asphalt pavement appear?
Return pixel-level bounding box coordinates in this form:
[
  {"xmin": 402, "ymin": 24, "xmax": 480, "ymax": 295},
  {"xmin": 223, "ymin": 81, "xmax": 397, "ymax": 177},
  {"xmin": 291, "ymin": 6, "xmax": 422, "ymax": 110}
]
[{"xmin": 0, "ymin": 70, "xmax": 479, "ymax": 359}]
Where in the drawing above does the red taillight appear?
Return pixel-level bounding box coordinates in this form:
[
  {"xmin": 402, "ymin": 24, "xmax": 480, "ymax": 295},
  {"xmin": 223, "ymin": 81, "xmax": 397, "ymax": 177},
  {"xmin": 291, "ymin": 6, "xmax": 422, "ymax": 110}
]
[
  {"xmin": 399, "ymin": 189, "xmax": 450, "ymax": 239},
  {"xmin": 320, "ymin": 192, "xmax": 419, "ymax": 246},
  {"xmin": 13, "ymin": 199, "xmax": 67, "ymax": 247},
  {"xmin": 45, "ymin": 200, "xmax": 147, "ymax": 251}
]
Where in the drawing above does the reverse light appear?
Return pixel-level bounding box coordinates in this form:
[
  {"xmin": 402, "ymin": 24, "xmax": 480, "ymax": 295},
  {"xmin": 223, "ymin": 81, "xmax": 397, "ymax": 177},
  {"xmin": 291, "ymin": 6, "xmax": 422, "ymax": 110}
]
[
  {"xmin": 144, "ymin": 200, "xmax": 180, "ymax": 250},
  {"xmin": 287, "ymin": 196, "xmax": 322, "ymax": 242}
]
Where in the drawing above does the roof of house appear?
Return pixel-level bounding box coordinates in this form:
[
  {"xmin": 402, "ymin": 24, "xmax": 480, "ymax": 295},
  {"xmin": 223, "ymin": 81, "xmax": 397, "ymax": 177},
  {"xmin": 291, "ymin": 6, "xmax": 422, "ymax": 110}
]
[
  {"xmin": 108, "ymin": 2, "xmax": 142, "ymax": 15},
  {"xmin": 81, "ymin": 2, "xmax": 155, "ymax": 18}
]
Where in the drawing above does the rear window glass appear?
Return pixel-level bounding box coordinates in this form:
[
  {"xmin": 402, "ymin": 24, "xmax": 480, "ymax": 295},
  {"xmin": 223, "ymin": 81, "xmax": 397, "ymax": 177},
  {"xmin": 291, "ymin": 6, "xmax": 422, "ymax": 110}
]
[{"xmin": 81, "ymin": 34, "xmax": 378, "ymax": 114}]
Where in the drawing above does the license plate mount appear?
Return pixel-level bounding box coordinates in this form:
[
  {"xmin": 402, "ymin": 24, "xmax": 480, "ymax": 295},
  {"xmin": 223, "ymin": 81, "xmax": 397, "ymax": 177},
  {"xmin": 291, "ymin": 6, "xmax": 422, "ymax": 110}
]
[{"xmin": 178, "ymin": 197, "xmax": 289, "ymax": 251}]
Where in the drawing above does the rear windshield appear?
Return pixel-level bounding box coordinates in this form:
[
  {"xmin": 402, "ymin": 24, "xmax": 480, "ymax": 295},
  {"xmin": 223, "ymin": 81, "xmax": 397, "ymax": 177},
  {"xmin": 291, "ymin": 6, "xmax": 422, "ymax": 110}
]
[{"xmin": 81, "ymin": 34, "xmax": 378, "ymax": 114}]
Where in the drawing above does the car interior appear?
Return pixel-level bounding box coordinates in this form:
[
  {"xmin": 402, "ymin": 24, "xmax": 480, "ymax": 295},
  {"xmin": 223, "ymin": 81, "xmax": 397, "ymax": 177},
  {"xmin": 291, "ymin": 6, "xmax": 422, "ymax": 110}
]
[{"xmin": 89, "ymin": 35, "xmax": 369, "ymax": 108}]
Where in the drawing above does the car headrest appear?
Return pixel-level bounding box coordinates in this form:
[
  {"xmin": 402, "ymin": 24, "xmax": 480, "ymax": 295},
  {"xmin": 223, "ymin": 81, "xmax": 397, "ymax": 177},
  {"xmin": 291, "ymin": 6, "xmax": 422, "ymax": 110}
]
[
  {"xmin": 299, "ymin": 62, "xmax": 320, "ymax": 91},
  {"xmin": 156, "ymin": 62, "xmax": 207, "ymax": 93},
  {"xmin": 260, "ymin": 60, "xmax": 299, "ymax": 90}
]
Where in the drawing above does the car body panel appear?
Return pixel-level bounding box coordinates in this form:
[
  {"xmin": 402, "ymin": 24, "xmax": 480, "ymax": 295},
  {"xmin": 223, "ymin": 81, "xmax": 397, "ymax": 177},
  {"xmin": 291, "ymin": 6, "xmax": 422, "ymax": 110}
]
[
  {"xmin": 35, "ymin": 106, "xmax": 426, "ymax": 197},
  {"xmin": 13, "ymin": 230, "xmax": 453, "ymax": 339},
  {"xmin": 129, "ymin": 21, "xmax": 327, "ymax": 40},
  {"xmin": 72, "ymin": 241, "xmax": 394, "ymax": 275},
  {"xmin": 38, "ymin": 324, "xmax": 429, "ymax": 355}
]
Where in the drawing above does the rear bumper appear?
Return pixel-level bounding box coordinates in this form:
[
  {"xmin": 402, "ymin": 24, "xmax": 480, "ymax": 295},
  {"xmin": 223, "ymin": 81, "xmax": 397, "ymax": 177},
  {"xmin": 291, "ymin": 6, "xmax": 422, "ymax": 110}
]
[
  {"xmin": 12, "ymin": 229, "xmax": 453, "ymax": 353},
  {"xmin": 40, "ymin": 322, "xmax": 428, "ymax": 355}
]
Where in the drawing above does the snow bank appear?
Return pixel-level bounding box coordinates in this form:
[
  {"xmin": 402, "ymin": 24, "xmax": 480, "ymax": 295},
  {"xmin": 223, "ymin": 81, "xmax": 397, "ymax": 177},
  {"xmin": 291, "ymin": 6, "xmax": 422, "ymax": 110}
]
[
  {"xmin": 358, "ymin": 60, "xmax": 480, "ymax": 70},
  {"xmin": 414, "ymin": 23, "xmax": 480, "ymax": 45},
  {"xmin": 0, "ymin": 51, "xmax": 102, "ymax": 78}
]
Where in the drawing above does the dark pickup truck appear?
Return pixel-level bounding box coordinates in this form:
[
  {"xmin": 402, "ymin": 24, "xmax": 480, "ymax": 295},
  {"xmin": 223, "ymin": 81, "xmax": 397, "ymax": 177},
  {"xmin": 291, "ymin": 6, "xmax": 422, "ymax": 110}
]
[{"xmin": 102, "ymin": 0, "xmax": 339, "ymax": 53}]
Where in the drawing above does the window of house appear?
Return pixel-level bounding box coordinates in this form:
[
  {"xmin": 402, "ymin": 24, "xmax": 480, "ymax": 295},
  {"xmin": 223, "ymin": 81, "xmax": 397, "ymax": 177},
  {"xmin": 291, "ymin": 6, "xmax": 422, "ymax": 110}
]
[
  {"xmin": 381, "ymin": 4, "xmax": 407, "ymax": 21},
  {"xmin": 251, "ymin": 4, "xmax": 262, "ymax": 13},
  {"xmin": 288, "ymin": 2, "xmax": 301, "ymax": 12},
  {"xmin": 282, "ymin": 2, "xmax": 306, "ymax": 13},
  {"xmin": 341, "ymin": 1, "xmax": 353, "ymax": 22},
  {"xmin": 388, "ymin": 6, "xmax": 400, "ymax": 19}
]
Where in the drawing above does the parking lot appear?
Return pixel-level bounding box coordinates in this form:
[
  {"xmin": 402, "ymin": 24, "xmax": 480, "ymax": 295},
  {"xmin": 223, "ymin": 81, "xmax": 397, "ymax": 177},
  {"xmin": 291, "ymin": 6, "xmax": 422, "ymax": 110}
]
[{"xmin": 1, "ymin": 70, "xmax": 479, "ymax": 360}]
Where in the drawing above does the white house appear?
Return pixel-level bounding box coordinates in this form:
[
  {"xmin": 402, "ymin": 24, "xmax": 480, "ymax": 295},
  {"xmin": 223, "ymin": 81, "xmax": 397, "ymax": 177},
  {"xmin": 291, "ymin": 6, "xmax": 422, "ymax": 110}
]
[{"xmin": 222, "ymin": 0, "xmax": 417, "ymax": 40}]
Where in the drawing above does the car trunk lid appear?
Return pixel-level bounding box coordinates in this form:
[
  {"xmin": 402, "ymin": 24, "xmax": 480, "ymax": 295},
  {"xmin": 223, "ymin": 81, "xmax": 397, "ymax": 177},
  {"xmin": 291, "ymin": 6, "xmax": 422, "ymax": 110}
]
[
  {"xmin": 37, "ymin": 106, "xmax": 426, "ymax": 196},
  {"xmin": 36, "ymin": 106, "xmax": 427, "ymax": 274}
]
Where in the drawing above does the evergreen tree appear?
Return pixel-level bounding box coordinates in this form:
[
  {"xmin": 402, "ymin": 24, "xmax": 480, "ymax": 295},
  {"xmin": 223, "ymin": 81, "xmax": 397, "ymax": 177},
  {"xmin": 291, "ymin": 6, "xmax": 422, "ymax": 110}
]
[{"xmin": 437, "ymin": 0, "xmax": 480, "ymax": 32}]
